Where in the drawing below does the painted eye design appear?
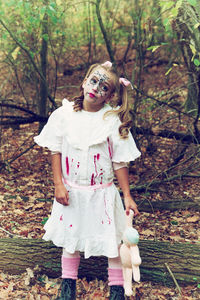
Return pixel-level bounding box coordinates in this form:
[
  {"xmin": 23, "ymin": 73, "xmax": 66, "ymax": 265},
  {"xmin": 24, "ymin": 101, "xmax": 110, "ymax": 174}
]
[
  {"xmin": 90, "ymin": 78, "xmax": 97, "ymax": 85},
  {"xmin": 89, "ymin": 76, "xmax": 109, "ymax": 93},
  {"xmin": 101, "ymin": 85, "xmax": 108, "ymax": 92}
]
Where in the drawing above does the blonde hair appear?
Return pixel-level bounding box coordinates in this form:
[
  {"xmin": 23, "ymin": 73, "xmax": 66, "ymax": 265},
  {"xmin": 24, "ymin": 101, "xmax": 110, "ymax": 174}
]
[{"xmin": 72, "ymin": 63, "xmax": 132, "ymax": 139}]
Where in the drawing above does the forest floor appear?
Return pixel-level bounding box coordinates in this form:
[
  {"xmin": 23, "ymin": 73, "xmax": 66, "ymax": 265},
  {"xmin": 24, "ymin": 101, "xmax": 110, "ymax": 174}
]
[{"xmin": 0, "ymin": 52, "xmax": 200, "ymax": 299}]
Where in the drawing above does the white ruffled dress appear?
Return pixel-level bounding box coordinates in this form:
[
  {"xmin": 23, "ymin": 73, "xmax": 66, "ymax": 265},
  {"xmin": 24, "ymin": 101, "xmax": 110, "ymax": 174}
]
[{"xmin": 34, "ymin": 99, "xmax": 141, "ymax": 259}]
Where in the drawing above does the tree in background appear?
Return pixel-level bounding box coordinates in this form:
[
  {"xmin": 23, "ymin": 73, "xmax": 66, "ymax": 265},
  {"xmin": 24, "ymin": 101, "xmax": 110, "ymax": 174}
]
[
  {"xmin": 175, "ymin": 0, "xmax": 200, "ymax": 142},
  {"xmin": 0, "ymin": 0, "xmax": 67, "ymax": 117},
  {"xmin": 158, "ymin": 0, "xmax": 200, "ymax": 136}
]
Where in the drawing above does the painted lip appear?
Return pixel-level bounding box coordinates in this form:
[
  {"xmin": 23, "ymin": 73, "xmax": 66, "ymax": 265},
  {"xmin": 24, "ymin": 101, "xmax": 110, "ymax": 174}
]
[{"xmin": 89, "ymin": 93, "xmax": 95, "ymax": 98}]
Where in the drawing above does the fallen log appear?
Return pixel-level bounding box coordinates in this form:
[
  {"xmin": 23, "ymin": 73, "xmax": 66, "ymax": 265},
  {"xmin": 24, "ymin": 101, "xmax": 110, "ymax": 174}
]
[
  {"xmin": 134, "ymin": 198, "xmax": 200, "ymax": 212},
  {"xmin": 0, "ymin": 238, "xmax": 199, "ymax": 286}
]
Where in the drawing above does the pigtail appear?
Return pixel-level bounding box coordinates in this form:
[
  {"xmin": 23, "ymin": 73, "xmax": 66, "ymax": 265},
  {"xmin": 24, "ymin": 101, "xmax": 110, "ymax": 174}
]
[
  {"xmin": 114, "ymin": 85, "xmax": 132, "ymax": 139},
  {"xmin": 72, "ymin": 90, "xmax": 84, "ymax": 111}
]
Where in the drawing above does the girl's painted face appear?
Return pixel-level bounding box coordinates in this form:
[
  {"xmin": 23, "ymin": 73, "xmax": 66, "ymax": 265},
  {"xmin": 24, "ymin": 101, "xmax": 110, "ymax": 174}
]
[{"xmin": 82, "ymin": 68, "xmax": 114, "ymax": 110}]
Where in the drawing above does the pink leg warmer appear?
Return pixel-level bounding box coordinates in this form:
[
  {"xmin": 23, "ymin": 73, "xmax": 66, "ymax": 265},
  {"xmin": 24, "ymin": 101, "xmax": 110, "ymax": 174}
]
[
  {"xmin": 61, "ymin": 256, "xmax": 80, "ymax": 280},
  {"xmin": 108, "ymin": 268, "xmax": 124, "ymax": 286}
]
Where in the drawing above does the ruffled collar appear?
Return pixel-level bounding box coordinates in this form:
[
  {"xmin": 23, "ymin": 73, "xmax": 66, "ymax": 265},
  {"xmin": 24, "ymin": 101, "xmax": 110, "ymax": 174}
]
[{"xmin": 61, "ymin": 99, "xmax": 119, "ymax": 150}]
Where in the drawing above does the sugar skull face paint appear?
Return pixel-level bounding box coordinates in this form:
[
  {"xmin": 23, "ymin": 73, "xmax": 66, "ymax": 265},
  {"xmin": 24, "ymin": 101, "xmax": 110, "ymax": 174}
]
[
  {"xmin": 82, "ymin": 67, "xmax": 114, "ymax": 111},
  {"xmin": 89, "ymin": 71, "xmax": 110, "ymax": 96}
]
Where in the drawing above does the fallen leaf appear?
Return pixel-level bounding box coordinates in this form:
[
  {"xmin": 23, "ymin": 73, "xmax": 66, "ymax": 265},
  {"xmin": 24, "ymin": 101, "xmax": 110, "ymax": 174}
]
[
  {"xmin": 24, "ymin": 268, "xmax": 34, "ymax": 286},
  {"xmin": 186, "ymin": 215, "xmax": 199, "ymax": 223},
  {"xmin": 141, "ymin": 229, "xmax": 154, "ymax": 236}
]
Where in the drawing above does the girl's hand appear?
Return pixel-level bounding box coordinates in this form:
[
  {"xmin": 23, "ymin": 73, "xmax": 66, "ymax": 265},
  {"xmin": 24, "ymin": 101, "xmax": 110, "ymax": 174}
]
[
  {"xmin": 124, "ymin": 195, "xmax": 139, "ymax": 216},
  {"xmin": 54, "ymin": 183, "xmax": 69, "ymax": 206}
]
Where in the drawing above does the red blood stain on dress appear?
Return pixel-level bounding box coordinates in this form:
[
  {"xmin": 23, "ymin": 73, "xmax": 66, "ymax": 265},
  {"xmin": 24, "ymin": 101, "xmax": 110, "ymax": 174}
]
[
  {"xmin": 91, "ymin": 153, "xmax": 101, "ymax": 185},
  {"xmin": 91, "ymin": 173, "xmax": 95, "ymax": 185},
  {"xmin": 66, "ymin": 157, "xmax": 69, "ymax": 175},
  {"xmin": 94, "ymin": 155, "xmax": 98, "ymax": 178},
  {"xmin": 104, "ymin": 195, "xmax": 111, "ymax": 225},
  {"xmin": 107, "ymin": 137, "xmax": 113, "ymax": 158}
]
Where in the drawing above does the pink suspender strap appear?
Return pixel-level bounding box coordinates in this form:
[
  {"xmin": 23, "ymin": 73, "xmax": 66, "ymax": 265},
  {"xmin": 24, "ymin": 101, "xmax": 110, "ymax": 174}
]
[{"xmin": 63, "ymin": 179, "xmax": 113, "ymax": 190}]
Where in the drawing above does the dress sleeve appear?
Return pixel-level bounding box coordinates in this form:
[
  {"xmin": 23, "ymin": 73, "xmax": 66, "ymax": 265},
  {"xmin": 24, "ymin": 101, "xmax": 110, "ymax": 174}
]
[
  {"xmin": 34, "ymin": 106, "xmax": 64, "ymax": 152},
  {"xmin": 112, "ymin": 162, "xmax": 128, "ymax": 170},
  {"xmin": 110, "ymin": 120, "xmax": 141, "ymax": 163}
]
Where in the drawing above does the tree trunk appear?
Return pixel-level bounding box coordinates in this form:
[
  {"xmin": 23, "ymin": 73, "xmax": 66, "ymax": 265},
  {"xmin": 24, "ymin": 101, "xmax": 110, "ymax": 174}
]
[
  {"xmin": 95, "ymin": 0, "xmax": 115, "ymax": 63},
  {"xmin": 38, "ymin": 3, "xmax": 48, "ymax": 132},
  {"xmin": 176, "ymin": 0, "xmax": 200, "ymax": 117},
  {"xmin": 0, "ymin": 238, "xmax": 199, "ymax": 286}
]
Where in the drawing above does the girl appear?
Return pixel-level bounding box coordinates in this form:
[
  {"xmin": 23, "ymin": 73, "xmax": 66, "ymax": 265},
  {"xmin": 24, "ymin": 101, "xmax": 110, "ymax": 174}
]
[{"xmin": 34, "ymin": 61, "xmax": 141, "ymax": 300}]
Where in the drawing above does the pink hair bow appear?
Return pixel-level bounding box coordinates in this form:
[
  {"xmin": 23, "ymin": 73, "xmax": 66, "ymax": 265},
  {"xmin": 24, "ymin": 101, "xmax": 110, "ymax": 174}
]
[
  {"xmin": 101, "ymin": 61, "xmax": 112, "ymax": 68},
  {"xmin": 119, "ymin": 77, "xmax": 133, "ymax": 89}
]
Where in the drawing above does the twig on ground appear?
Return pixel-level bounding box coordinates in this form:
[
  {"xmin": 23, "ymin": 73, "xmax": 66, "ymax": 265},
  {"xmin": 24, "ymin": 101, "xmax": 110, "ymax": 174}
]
[
  {"xmin": 0, "ymin": 226, "xmax": 27, "ymax": 239},
  {"xmin": 164, "ymin": 262, "xmax": 182, "ymax": 295},
  {"xmin": 0, "ymin": 226, "xmax": 14, "ymax": 238},
  {"xmin": 0, "ymin": 143, "xmax": 36, "ymax": 171}
]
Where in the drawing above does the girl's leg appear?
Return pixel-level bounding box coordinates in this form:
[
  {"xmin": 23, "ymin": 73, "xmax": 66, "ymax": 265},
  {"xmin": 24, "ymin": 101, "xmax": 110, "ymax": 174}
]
[
  {"xmin": 62, "ymin": 249, "xmax": 80, "ymax": 279},
  {"xmin": 108, "ymin": 248, "xmax": 125, "ymax": 300},
  {"xmin": 108, "ymin": 256, "xmax": 124, "ymax": 286},
  {"xmin": 56, "ymin": 250, "xmax": 80, "ymax": 300}
]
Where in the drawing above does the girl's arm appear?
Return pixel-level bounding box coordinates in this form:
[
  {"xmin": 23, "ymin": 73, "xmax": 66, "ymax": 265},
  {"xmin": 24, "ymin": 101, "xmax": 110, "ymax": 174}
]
[
  {"xmin": 114, "ymin": 166, "xmax": 139, "ymax": 216},
  {"xmin": 51, "ymin": 153, "xmax": 69, "ymax": 206}
]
